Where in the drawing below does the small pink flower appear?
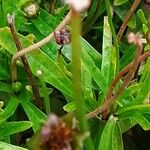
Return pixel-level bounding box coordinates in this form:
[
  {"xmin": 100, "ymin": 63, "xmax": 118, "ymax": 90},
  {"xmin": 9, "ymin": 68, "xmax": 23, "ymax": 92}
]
[{"xmin": 64, "ymin": 0, "xmax": 91, "ymax": 12}]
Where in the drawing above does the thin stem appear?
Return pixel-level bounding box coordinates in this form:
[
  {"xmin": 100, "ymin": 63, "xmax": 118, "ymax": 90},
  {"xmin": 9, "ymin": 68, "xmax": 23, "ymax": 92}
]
[
  {"xmin": 7, "ymin": 14, "xmax": 42, "ymax": 108},
  {"xmin": 105, "ymin": 0, "xmax": 119, "ymax": 73},
  {"xmin": 11, "ymin": 10, "xmax": 72, "ymax": 81},
  {"xmin": 71, "ymin": 9, "xmax": 94, "ymax": 150},
  {"xmin": 117, "ymin": 0, "xmax": 142, "ymax": 41}
]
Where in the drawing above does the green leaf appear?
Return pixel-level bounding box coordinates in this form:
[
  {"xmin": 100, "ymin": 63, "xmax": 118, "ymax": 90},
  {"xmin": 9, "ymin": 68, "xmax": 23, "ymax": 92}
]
[
  {"xmin": 0, "ymin": 27, "xmax": 73, "ymax": 98},
  {"xmin": 80, "ymin": 37, "xmax": 102, "ymax": 68},
  {"xmin": 63, "ymin": 101, "xmax": 76, "ymax": 112},
  {"xmin": 21, "ymin": 100, "xmax": 47, "ymax": 132},
  {"xmin": 101, "ymin": 16, "xmax": 116, "ymax": 86},
  {"xmin": 81, "ymin": 62, "xmax": 94, "ymax": 102},
  {"xmin": 120, "ymin": 44, "xmax": 135, "ymax": 70},
  {"xmin": 116, "ymin": 104, "xmax": 150, "ymax": 118},
  {"xmin": 81, "ymin": 45, "xmax": 106, "ymax": 92},
  {"xmin": 28, "ymin": 50, "xmax": 73, "ymax": 98},
  {"xmin": 114, "ymin": 6, "xmax": 136, "ymax": 29},
  {"xmin": 94, "ymin": 121, "xmax": 106, "ymax": 150},
  {"xmin": 114, "ymin": 0, "xmax": 128, "ymax": 6},
  {"xmin": 0, "ymin": 121, "xmax": 32, "ymax": 136},
  {"xmin": 0, "ymin": 64, "xmax": 9, "ymax": 80},
  {"xmin": 39, "ymin": 9, "xmax": 57, "ymax": 27},
  {"xmin": 119, "ymin": 118, "xmax": 137, "ymax": 133},
  {"xmin": 0, "ymin": 141, "xmax": 28, "ymax": 150},
  {"xmin": 0, "ymin": 97, "xmax": 19, "ymax": 122},
  {"xmin": 133, "ymin": 113, "xmax": 150, "ymax": 131},
  {"xmin": 130, "ymin": 72, "xmax": 150, "ymax": 106},
  {"xmin": 119, "ymin": 112, "xmax": 150, "ymax": 132},
  {"xmin": 0, "ymin": 82, "xmax": 12, "ymax": 93},
  {"xmin": 112, "ymin": 122, "xmax": 123, "ymax": 150},
  {"xmin": 117, "ymin": 83, "xmax": 141, "ymax": 107},
  {"xmin": 62, "ymin": 38, "xmax": 105, "ymax": 93},
  {"xmin": 31, "ymin": 16, "xmax": 53, "ymax": 37},
  {"xmin": 19, "ymin": 8, "xmax": 63, "ymax": 60},
  {"xmin": 101, "ymin": 16, "xmax": 112, "ymax": 86},
  {"xmin": 0, "ymin": 0, "xmax": 25, "ymax": 28},
  {"xmin": 98, "ymin": 115, "xmax": 123, "ymax": 150},
  {"xmin": 137, "ymin": 9, "xmax": 148, "ymax": 25}
]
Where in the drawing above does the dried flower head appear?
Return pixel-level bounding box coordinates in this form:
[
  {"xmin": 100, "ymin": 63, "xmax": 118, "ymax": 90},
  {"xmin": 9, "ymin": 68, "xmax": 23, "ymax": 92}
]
[
  {"xmin": 127, "ymin": 32, "xmax": 142, "ymax": 46},
  {"xmin": 144, "ymin": 0, "xmax": 150, "ymax": 6},
  {"xmin": 40, "ymin": 114, "xmax": 74, "ymax": 150},
  {"xmin": 54, "ymin": 29, "xmax": 70, "ymax": 45},
  {"xmin": 63, "ymin": 0, "xmax": 91, "ymax": 12}
]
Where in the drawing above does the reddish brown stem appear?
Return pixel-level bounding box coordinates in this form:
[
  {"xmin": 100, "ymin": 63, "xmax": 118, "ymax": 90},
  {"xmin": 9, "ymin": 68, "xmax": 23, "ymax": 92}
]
[
  {"xmin": 87, "ymin": 33, "xmax": 146, "ymax": 119},
  {"xmin": 7, "ymin": 14, "xmax": 42, "ymax": 108},
  {"xmin": 117, "ymin": 0, "xmax": 141, "ymax": 41}
]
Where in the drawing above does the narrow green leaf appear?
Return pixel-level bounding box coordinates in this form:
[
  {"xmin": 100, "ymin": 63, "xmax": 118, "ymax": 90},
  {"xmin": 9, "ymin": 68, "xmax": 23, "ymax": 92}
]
[
  {"xmin": 114, "ymin": 6, "xmax": 136, "ymax": 28},
  {"xmin": 94, "ymin": 122, "xmax": 106, "ymax": 150},
  {"xmin": 81, "ymin": 47, "xmax": 107, "ymax": 92},
  {"xmin": 21, "ymin": 100, "xmax": 47, "ymax": 132},
  {"xmin": 0, "ymin": 64, "xmax": 9, "ymax": 80},
  {"xmin": 98, "ymin": 115, "xmax": 123, "ymax": 150},
  {"xmin": 120, "ymin": 44, "xmax": 135, "ymax": 70},
  {"xmin": 0, "ymin": 141, "xmax": 28, "ymax": 150},
  {"xmin": 117, "ymin": 83, "xmax": 141, "ymax": 107},
  {"xmin": 101, "ymin": 16, "xmax": 112, "ymax": 86},
  {"xmin": 114, "ymin": 0, "xmax": 128, "ymax": 6},
  {"xmin": 19, "ymin": 13, "xmax": 58, "ymax": 60},
  {"xmin": 39, "ymin": 9, "xmax": 57, "ymax": 27},
  {"xmin": 116, "ymin": 104, "xmax": 150, "ymax": 118},
  {"xmin": 32, "ymin": 17, "xmax": 53, "ymax": 37},
  {"xmin": 63, "ymin": 38, "xmax": 106, "ymax": 92},
  {"xmin": 81, "ymin": 62, "xmax": 94, "ymax": 101},
  {"xmin": 98, "ymin": 117, "xmax": 114, "ymax": 150},
  {"xmin": 0, "ymin": 97, "xmax": 19, "ymax": 122},
  {"xmin": 80, "ymin": 37, "xmax": 102, "ymax": 67},
  {"xmin": 112, "ymin": 122, "xmax": 123, "ymax": 150},
  {"xmin": 119, "ymin": 118, "xmax": 137, "ymax": 133},
  {"xmin": 137, "ymin": 9, "xmax": 148, "ymax": 25},
  {"xmin": 28, "ymin": 50, "xmax": 73, "ymax": 98},
  {"xmin": 130, "ymin": 72, "xmax": 150, "ymax": 106},
  {"xmin": 0, "ymin": 82, "xmax": 12, "ymax": 93},
  {"xmin": 63, "ymin": 101, "xmax": 76, "ymax": 112},
  {"xmin": 133, "ymin": 113, "xmax": 150, "ymax": 131},
  {"xmin": 0, "ymin": 121, "xmax": 32, "ymax": 137}
]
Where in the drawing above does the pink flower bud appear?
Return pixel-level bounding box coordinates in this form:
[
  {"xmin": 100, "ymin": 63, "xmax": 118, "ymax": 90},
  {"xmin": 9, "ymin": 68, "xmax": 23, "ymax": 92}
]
[{"xmin": 64, "ymin": 0, "xmax": 91, "ymax": 12}]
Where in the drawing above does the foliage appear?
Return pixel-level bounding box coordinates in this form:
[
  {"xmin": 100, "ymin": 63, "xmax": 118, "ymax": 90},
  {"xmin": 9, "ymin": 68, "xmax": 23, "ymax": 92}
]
[{"xmin": 0, "ymin": 0, "xmax": 150, "ymax": 149}]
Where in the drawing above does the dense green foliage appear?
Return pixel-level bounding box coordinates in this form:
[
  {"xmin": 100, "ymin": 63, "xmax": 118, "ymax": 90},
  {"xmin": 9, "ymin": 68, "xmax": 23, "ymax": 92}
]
[{"xmin": 0, "ymin": 0, "xmax": 150, "ymax": 149}]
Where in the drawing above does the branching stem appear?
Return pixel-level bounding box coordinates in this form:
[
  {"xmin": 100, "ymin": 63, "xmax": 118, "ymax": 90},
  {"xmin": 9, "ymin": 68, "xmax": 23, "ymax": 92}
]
[
  {"xmin": 86, "ymin": 33, "xmax": 147, "ymax": 119},
  {"xmin": 11, "ymin": 10, "xmax": 72, "ymax": 81}
]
